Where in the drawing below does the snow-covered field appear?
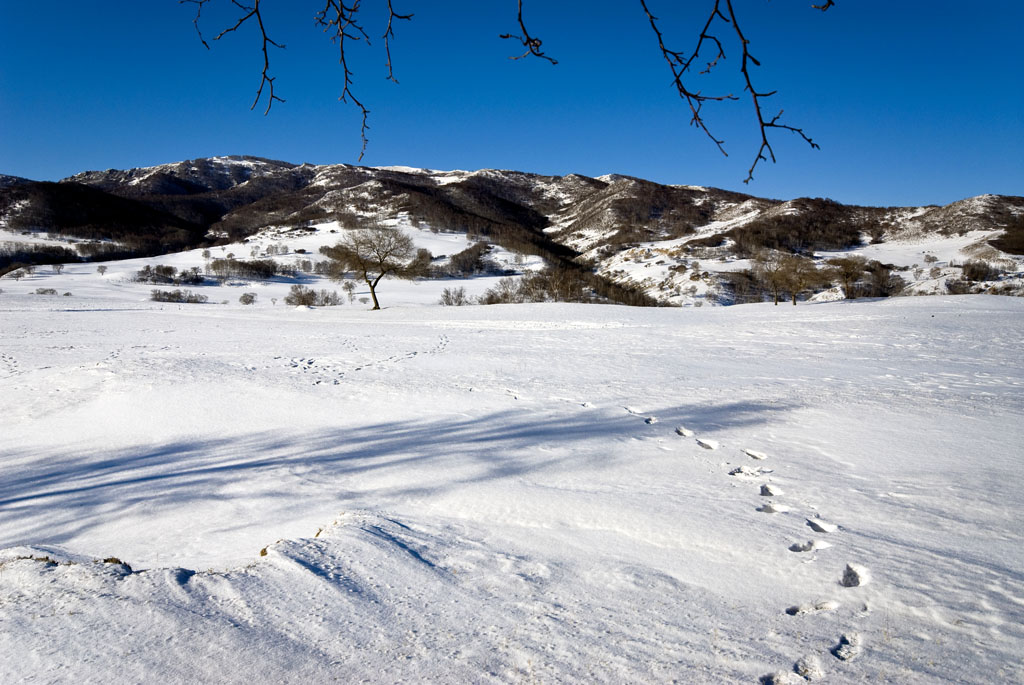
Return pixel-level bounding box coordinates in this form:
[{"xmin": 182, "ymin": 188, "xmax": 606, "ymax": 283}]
[{"xmin": 1, "ymin": 278, "xmax": 1022, "ymax": 682}]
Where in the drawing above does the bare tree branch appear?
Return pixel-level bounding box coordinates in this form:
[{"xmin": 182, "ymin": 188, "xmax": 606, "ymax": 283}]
[
  {"xmin": 640, "ymin": 0, "xmax": 736, "ymax": 156},
  {"xmin": 180, "ymin": 0, "xmax": 284, "ymax": 114},
  {"xmin": 315, "ymin": 1, "xmax": 373, "ymax": 160},
  {"xmin": 183, "ymin": 1, "xmax": 834, "ymax": 179},
  {"xmin": 182, "ymin": 0, "xmax": 212, "ymax": 49},
  {"xmin": 383, "ymin": 1, "xmax": 413, "ymax": 83},
  {"xmin": 500, "ymin": 0, "xmax": 557, "ymax": 64},
  {"xmin": 641, "ymin": 0, "xmax": 831, "ymax": 183},
  {"xmin": 721, "ymin": 0, "xmax": 819, "ymax": 183}
]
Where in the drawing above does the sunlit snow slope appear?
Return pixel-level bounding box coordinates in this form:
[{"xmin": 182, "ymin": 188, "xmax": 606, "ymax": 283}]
[{"xmin": 1, "ymin": 284, "xmax": 1022, "ymax": 682}]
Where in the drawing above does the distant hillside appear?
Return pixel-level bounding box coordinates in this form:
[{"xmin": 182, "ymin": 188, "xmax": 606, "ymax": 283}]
[{"xmin": 2, "ymin": 156, "xmax": 1022, "ymax": 303}]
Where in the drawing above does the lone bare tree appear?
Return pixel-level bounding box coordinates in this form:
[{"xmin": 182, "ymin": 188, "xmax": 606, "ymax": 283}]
[
  {"xmin": 780, "ymin": 253, "xmax": 822, "ymax": 305},
  {"xmin": 752, "ymin": 250, "xmax": 788, "ymax": 305},
  {"xmin": 826, "ymin": 255, "xmax": 868, "ymax": 299},
  {"xmin": 183, "ymin": 1, "xmax": 836, "ymax": 181},
  {"xmin": 320, "ymin": 226, "xmax": 416, "ymax": 310}
]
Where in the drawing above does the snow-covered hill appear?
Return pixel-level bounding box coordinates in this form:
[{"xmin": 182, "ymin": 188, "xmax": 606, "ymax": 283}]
[
  {"xmin": 1, "ymin": 277, "xmax": 1023, "ymax": 681},
  {"xmin": 3, "ymin": 156, "xmax": 1022, "ymax": 306}
]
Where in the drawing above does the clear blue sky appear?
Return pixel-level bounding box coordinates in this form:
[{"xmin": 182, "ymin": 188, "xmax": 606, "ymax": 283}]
[{"xmin": 1, "ymin": 1, "xmax": 1021, "ymax": 207}]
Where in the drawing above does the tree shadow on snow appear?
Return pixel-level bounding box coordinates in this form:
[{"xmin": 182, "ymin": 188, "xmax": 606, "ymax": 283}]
[{"xmin": 0, "ymin": 399, "xmax": 794, "ymax": 550}]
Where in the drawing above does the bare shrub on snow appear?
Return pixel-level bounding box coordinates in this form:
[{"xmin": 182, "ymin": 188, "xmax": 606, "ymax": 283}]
[
  {"xmin": 150, "ymin": 289, "xmax": 209, "ymax": 304},
  {"xmin": 284, "ymin": 284, "xmax": 342, "ymax": 306},
  {"xmin": 439, "ymin": 287, "xmax": 469, "ymax": 306}
]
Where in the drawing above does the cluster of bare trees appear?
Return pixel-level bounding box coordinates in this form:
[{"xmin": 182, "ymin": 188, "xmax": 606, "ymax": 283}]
[
  {"xmin": 751, "ymin": 251, "xmax": 820, "ymax": 305},
  {"xmin": 185, "ymin": 1, "xmax": 836, "ymax": 181},
  {"xmin": 748, "ymin": 252, "xmax": 904, "ymax": 304}
]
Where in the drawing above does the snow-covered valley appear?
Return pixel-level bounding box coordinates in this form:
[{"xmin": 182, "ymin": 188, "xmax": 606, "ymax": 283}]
[{"xmin": 1, "ymin": 274, "xmax": 1022, "ymax": 681}]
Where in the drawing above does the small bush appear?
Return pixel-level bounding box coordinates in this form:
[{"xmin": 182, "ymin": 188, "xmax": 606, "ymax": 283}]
[
  {"xmin": 961, "ymin": 260, "xmax": 1001, "ymax": 282},
  {"xmin": 479, "ymin": 277, "xmax": 525, "ymax": 304},
  {"xmin": 445, "ymin": 243, "xmax": 493, "ymax": 277},
  {"xmin": 136, "ymin": 265, "xmax": 203, "ymax": 285},
  {"xmin": 210, "ymin": 258, "xmax": 278, "ymax": 282},
  {"xmin": 284, "ymin": 284, "xmax": 343, "ymax": 306},
  {"xmin": 239, "ymin": 292, "xmax": 257, "ymax": 305},
  {"xmin": 284, "ymin": 285, "xmax": 316, "ymax": 306},
  {"xmin": 946, "ymin": 279, "xmax": 975, "ymax": 295},
  {"xmin": 34, "ymin": 287, "xmax": 58, "ymax": 295},
  {"xmin": 150, "ymin": 289, "xmax": 209, "ymax": 303},
  {"xmin": 439, "ymin": 286, "xmax": 469, "ymax": 306},
  {"xmin": 317, "ymin": 289, "xmax": 343, "ymax": 306}
]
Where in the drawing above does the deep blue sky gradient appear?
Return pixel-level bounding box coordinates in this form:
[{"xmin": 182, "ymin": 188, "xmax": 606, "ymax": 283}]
[{"xmin": 1, "ymin": 1, "xmax": 1021, "ymax": 206}]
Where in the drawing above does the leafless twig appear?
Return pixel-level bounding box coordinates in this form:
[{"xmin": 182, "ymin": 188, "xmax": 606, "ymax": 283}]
[
  {"xmin": 642, "ymin": 0, "xmax": 830, "ymax": 183},
  {"xmin": 181, "ymin": 0, "xmax": 284, "ymax": 114},
  {"xmin": 182, "ymin": 0, "xmax": 212, "ymax": 49},
  {"xmin": 722, "ymin": 0, "xmax": 819, "ymax": 182},
  {"xmin": 640, "ymin": 0, "xmax": 735, "ymax": 156},
  {"xmin": 315, "ymin": 1, "xmax": 374, "ymax": 159},
  {"xmin": 383, "ymin": 1, "xmax": 413, "ymax": 83},
  {"xmin": 500, "ymin": 0, "xmax": 557, "ymax": 64}
]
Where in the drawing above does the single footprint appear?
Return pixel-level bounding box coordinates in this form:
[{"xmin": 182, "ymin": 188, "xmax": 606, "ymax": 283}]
[
  {"xmin": 794, "ymin": 654, "xmax": 825, "ymax": 680},
  {"xmin": 759, "ymin": 671, "xmax": 804, "ymax": 685},
  {"xmin": 696, "ymin": 438, "xmax": 719, "ymax": 450},
  {"xmin": 806, "ymin": 518, "xmax": 838, "ymax": 534},
  {"xmin": 760, "ymin": 483, "xmax": 783, "ymax": 496},
  {"xmin": 743, "ymin": 448, "xmax": 769, "ymax": 460},
  {"xmin": 675, "ymin": 426, "xmax": 695, "ymax": 437},
  {"xmin": 785, "ymin": 600, "xmax": 839, "ymax": 616},
  {"xmin": 644, "ymin": 416, "xmax": 658, "ymax": 424},
  {"xmin": 758, "ymin": 501, "xmax": 791, "ymax": 514},
  {"xmin": 831, "ymin": 632, "xmax": 863, "ymax": 661},
  {"xmin": 729, "ymin": 465, "xmax": 771, "ymax": 477},
  {"xmin": 840, "ymin": 563, "xmax": 871, "ymax": 587},
  {"xmin": 789, "ymin": 540, "xmax": 832, "ymax": 553}
]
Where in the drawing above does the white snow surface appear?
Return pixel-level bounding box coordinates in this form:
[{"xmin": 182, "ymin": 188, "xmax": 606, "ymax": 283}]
[{"xmin": 1, "ymin": 281, "xmax": 1023, "ymax": 682}]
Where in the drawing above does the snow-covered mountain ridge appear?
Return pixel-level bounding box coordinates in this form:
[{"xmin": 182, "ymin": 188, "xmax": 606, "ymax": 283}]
[{"xmin": 3, "ymin": 155, "xmax": 1022, "ymax": 304}]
